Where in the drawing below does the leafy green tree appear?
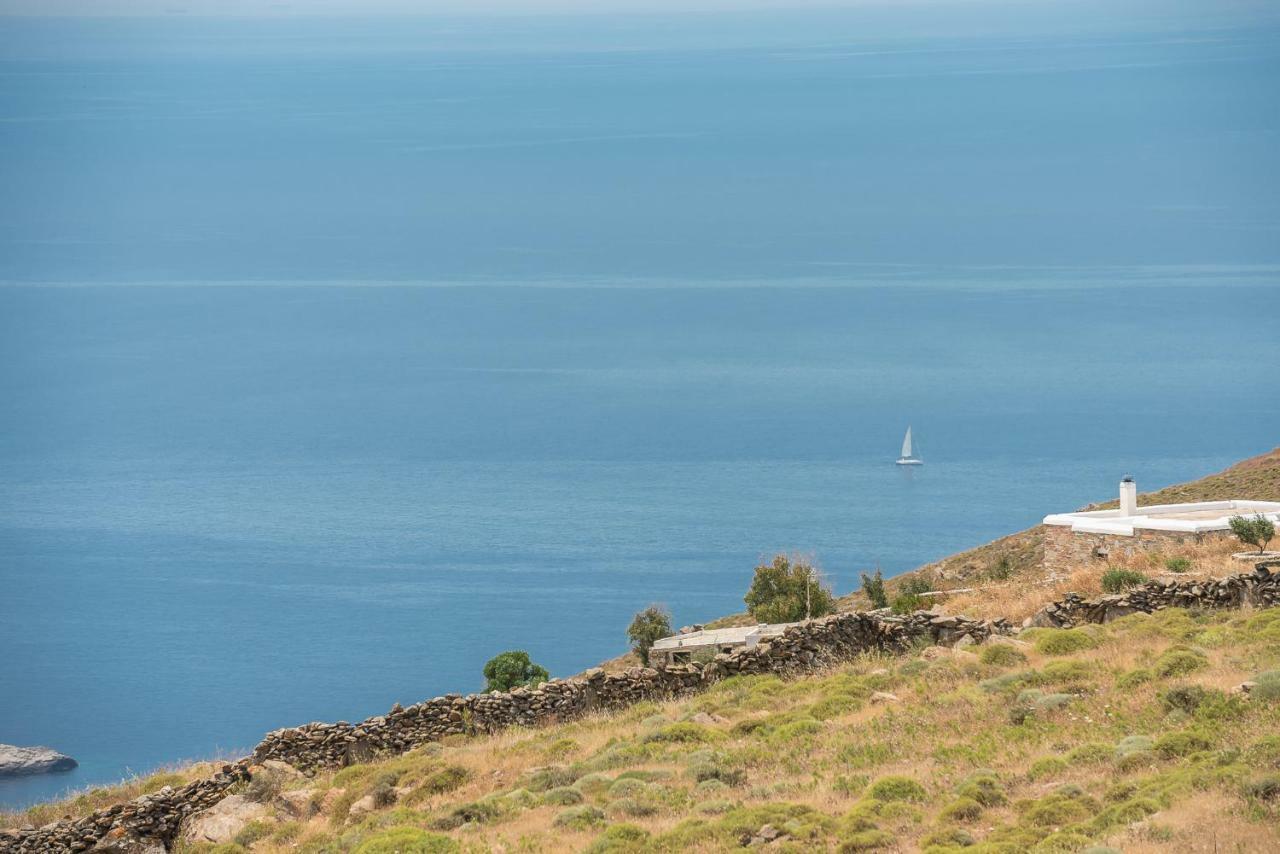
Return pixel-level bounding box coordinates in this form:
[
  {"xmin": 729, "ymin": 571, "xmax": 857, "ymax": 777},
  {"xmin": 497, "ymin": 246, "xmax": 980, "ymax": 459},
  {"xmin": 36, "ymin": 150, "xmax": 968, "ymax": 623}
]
[
  {"xmin": 1229, "ymin": 514, "xmax": 1276, "ymax": 554},
  {"xmin": 860, "ymin": 568, "xmax": 888, "ymax": 609},
  {"xmin": 627, "ymin": 605, "xmax": 673, "ymax": 665},
  {"xmin": 744, "ymin": 554, "xmax": 835, "ymax": 623},
  {"xmin": 482, "ymin": 650, "xmax": 550, "ymax": 693}
]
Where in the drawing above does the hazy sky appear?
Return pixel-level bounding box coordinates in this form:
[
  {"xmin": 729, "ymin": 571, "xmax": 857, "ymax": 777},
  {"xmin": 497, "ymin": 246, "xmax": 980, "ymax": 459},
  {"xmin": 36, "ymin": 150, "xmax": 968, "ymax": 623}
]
[{"xmin": 0, "ymin": 0, "xmax": 1275, "ymax": 19}]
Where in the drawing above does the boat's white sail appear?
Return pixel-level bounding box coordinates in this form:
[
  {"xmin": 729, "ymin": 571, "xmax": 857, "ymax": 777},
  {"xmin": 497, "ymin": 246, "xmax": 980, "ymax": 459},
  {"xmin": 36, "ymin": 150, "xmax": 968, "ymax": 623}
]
[{"xmin": 896, "ymin": 426, "xmax": 922, "ymax": 464}]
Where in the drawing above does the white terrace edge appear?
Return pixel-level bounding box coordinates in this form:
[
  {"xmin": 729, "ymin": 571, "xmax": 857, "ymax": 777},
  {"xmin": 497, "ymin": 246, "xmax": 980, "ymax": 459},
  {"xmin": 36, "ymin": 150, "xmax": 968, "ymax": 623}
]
[{"xmin": 1044, "ymin": 496, "xmax": 1280, "ymax": 538}]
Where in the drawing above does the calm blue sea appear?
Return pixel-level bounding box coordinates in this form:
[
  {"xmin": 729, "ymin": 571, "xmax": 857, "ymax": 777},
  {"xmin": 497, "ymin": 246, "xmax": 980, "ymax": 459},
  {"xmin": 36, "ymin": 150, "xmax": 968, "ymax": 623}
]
[{"xmin": 2, "ymin": 7, "xmax": 1279, "ymax": 808}]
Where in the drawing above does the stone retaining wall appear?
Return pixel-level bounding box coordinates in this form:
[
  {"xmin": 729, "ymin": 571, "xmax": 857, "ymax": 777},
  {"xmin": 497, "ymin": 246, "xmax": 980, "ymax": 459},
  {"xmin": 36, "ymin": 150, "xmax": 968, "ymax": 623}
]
[
  {"xmin": 0, "ymin": 610, "xmax": 1006, "ymax": 853},
  {"xmin": 1029, "ymin": 562, "xmax": 1280, "ymax": 628}
]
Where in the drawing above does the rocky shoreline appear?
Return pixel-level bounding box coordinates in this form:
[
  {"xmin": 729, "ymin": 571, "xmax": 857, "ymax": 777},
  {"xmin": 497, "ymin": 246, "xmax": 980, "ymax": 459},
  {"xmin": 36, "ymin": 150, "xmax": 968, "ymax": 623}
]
[{"xmin": 0, "ymin": 746, "xmax": 76, "ymax": 778}]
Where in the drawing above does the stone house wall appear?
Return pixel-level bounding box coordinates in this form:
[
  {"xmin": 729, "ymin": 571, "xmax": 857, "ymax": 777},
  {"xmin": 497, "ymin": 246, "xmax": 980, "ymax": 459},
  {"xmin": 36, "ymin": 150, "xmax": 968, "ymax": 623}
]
[{"xmin": 1042, "ymin": 523, "xmax": 1226, "ymax": 578}]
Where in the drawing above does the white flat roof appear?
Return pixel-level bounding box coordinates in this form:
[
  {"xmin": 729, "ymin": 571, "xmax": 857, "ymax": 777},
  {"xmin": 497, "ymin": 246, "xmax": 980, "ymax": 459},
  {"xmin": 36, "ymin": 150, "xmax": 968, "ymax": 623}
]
[
  {"xmin": 1044, "ymin": 499, "xmax": 1280, "ymax": 537},
  {"xmin": 651, "ymin": 622, "xmax": 803, "ymax": 651}
]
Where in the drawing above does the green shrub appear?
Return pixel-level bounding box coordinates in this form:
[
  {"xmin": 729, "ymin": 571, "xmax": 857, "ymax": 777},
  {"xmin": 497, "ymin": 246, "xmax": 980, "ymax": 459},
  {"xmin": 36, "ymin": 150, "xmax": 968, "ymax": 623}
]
[
  {"xmin": 573, "ymin": 773, "xmax": 613, "ymax": 795},
  {"xmin": 744, "ymin": 554, "xmax": 836, "ymax": 622},
  {"xmin": 956, "ymin": 772, "xmax": 1006, "ymax": 807},
  {"xmin": 686, "ymin": 757, "xmax": 745, "ymax": 787},
  {"xmin": 1041, "ymin": 659, "xmax": 1094, "ymax": 685},
  {"xmin": 232, "ymin": 821, "xmax": 272, "ymax": 848},
  {"xmin": 1164, "ymin": 557, "xmax": 1192, "ymax": 573},
  {"xmin": 482, "ymin": 650, "xmax": 550, "ymax": 693},
  {"xmin": 520, "ymin": 765, "xmax": 579, "ymax": 792},
  {"xmin": 1117, "ymin": 668, "xmax": 1153, "ymax": 689},
  {"xmin": 809, "ymin": 694, "xmax": 864, "ymax": 719},
  {"xmin": 1162, "ymin": 684, "xmax": 1207, "ymax": 714},
  {"xmin": 861, "ymin": 569, "xmax": 888, "ymax": 610},
  {"xmin": 1252, "ymin": 670, "xmax": 1280, "ymax": 702},
  {"xmin": 1028, "ymin": 756, "xmax": 1068, "ymax": 781},
  {"xmin": 553, "ymin": 805, "xmax": 606, "ymax": 830},
  {"xmin": 608, "ymin": 797, "xmax": 657, "ymax": 818},
  {"xmin": 1243, "ymin": 775, "xmax": 1280, "ymax": 802},
  {"xmin": 1229, "ymin": 513, "xmax": 1275, "ymax": 554},
  {"xmin": 543, "ymin": 786, "xmax": 584, "ymax": 806},
  {"xmin": 695, "ymin": 799, "xmax": 735, "ymax": 815},
  {"xmin": 353, "ymin": 827, "xmax": 458, "ymax": 853},
  {"xmin": 1033, "ymin": 629, "xmax": 1098, "ymax": 656},
  {"xmin": 891, "ymin": 593, "xmax": 927, "ymax": 614},
  {"xmin": 1102, "ymin": 567, "xmax": 1149, "ymax": 593},
  {"xmin": 939, "ymin": 797, "xmax": 983, "ymax": 821},
  {"xmin": 866, "ymin": 776, "xmax": 927, "ymax": 803},
  {"xmin": 607, "ymin": 778, "xmax": 650, "ymax": 799},
  {"xmin": 1066, "ymin": 743, "xmax": 1113, "ymax": 766},
  {"xmin": 1154, "ymin": 731, "xmax": 1213, "ymax": 758},
  {"xmin": 627, "ymin": 605, "xmax": 672, "ymax": 666},
  {"xmin": 643, "ymin": 721, "xmax": 721, "ymax": 744},
  {"xmin": 839, "ymin": 829, "xmax": 896, "ymax": 851},
  {"xmin": 586, "ymin": 823, "xmax": 651, "ymax": 853},
  {"xmin": 1154, "ymin": 649, "xmax": 1208, "ymax": 678},
  {"xmin": 979, "ymin": 644, "xmax": 1028, "ymax": 667}
]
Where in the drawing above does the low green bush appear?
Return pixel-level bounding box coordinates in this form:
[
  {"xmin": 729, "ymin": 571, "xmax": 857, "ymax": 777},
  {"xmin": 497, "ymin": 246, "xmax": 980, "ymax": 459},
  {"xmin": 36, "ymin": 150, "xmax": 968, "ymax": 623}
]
[
  {"xmin": 1154, "ymin": 731, "xmax": 1213, "ymax": 759},
  {"xmin": 939, "ymin": 797, "xmax": 983, "ymax": 821},
  {"xmin": 979, "ymin": 644, "xmax": 1028, "ymax": 667},
  {"xmin": 1164, "ymin": 557, "xmax": 1192, "ymax": 573},
  {"xmin": 1033, "ymin": 629, "xmax": 1098, "ymax": 656},
  {"xmin": 1102, "ymin": 567, "xmax": 1149, "ymax": 593},
  {"xmin": 353, "ymin": 827, "xmax": 458, "ymax": 854},
  {"xmin": 1154, "ymin": 649, "xmax": 1209, "ymax": 678},
  {"xmin": 543, "ymin": 786, "xmax": 583, "ymax": 806},
  {"xmin": 643, "ymin": 722, "xmax": 722, "ymax": 744},
  {"xmin": 586, "ymin": 823, "xmax": 650, "ymax": 853},
  {"xmin": 956, "ymin": 772, "xmax": 1006, "ymax": 807},
  {"xmin": 866, "ymin": 776, "xmax": 927, "ymax": 803},
  {"xmin": 553, "ymin": 805, "xmax": 606, "ymax": 830},
  {"xmin": 839, "ymin": 829, "xmax": 896, "ymax": 851},
  {"xmin": 1117, "ymin": 668, "xmax": 1153, "ymax": 689},
  {"xmin": 1027, "ymin": 756, "xmax": 1068, "ymax": 781}
]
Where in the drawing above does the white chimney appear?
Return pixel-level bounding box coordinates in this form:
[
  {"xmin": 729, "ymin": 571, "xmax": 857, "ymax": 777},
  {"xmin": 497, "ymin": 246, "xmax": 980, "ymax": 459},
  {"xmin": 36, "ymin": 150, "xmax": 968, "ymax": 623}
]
[{"xmin": 1119, "ymin": 476, "xmax": 1137, "ymax": 517}]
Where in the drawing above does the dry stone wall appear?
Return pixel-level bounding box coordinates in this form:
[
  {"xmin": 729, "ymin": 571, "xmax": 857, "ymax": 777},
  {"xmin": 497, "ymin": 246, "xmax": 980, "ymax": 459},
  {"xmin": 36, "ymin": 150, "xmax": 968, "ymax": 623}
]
[
  {"xmin": 0, "ymin": 761, "xmax": 251, "ymax": 854},
  {"xmin": 1030, "ymin": 562, "xmax": 1280, "ymax": 628},
  {"xmin": 0, "ymin": 610, "xmax": 1005, "ymax": 853}
]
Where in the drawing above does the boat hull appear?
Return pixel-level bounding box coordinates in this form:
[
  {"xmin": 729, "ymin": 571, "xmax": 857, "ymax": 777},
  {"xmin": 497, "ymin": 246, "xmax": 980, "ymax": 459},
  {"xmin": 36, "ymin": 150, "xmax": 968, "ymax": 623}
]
[{"xmin": 895, "ymin": 458, "xmax": 923, "ymax": 466}]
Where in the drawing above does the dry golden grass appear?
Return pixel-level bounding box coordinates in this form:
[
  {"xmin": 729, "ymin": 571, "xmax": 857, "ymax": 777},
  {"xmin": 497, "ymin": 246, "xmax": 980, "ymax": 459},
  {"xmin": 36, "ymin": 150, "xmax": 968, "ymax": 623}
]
[{"xmin": 60, "ymin": 604, "xmax": 1274, "ymax": 854}]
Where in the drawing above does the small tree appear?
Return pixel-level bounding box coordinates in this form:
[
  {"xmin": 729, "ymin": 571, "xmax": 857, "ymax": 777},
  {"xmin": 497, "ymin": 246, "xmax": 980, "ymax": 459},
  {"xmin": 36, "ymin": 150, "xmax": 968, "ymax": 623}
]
[
  {"xmin": 860, "ymin": 568, "xmax": 888, "ymax": 609},
  {"xmin": 627, "ymin": 605, "xmax": 673, "ymax": 665},
  {"xmin": 482, "ymin": 650, "xmax": 550, "ymax": 693},
  {"xmin": 1230, "ymin": 514, "xmax": 1276, "ymax": 554},
  {"xmin": 744, "ymin": 553, "xmax": 836, "ymax": 623}
]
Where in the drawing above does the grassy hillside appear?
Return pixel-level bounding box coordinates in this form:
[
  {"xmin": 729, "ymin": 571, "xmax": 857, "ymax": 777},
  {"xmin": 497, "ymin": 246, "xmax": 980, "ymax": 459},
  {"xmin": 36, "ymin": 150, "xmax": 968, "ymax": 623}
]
[{"xmin": 11, "ymin": 603, "xmax": 1280, "ymax": 852}]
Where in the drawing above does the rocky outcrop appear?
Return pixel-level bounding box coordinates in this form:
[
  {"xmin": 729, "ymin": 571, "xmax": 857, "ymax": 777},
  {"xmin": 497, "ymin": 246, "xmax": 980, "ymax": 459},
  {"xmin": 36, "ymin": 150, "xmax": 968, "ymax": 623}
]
[
  {"xmin": 0, "ymin": 745, "xmax": 77, "ymax": 777},
  {"xmin": 1029, "ymin": 563, "xmax": 1280, "ymax": 628},
  {"xmin": 176, "ymin": 795, "xmax": 265, "ymax": 846}
]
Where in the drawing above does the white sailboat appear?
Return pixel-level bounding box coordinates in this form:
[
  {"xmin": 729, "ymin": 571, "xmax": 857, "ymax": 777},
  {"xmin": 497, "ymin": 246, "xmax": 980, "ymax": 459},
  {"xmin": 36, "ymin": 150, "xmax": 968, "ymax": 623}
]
[{"xmin": 895, "ymin": 426, "xmax": 923, "ymax": 465}]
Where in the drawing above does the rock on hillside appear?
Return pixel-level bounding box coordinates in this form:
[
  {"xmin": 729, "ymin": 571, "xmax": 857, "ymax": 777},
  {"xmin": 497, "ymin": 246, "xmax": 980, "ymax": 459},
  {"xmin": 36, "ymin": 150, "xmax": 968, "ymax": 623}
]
[{"xmin": 0, "ymin": 744, "xmax": 77, "ymax": 777}]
